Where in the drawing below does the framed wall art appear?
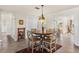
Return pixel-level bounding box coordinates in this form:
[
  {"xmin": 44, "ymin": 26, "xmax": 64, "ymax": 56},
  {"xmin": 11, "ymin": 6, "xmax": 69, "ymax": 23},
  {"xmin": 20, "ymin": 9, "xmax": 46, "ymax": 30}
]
[{"xmin": 19, "ymin": 19, "xmax": 24, "ymax": 25}]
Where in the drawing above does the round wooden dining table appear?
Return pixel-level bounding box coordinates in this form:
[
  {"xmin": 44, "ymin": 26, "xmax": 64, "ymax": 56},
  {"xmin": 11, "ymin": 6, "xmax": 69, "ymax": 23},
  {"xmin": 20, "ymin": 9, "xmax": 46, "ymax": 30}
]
[
  {"xmin": 32, "ymin": 30, "xmax": 52, "ymax": 39},
  {"xmin": 32, "ymin": 31, "xmax": 52, "ymax": 35},
  {"xmin": 31, "ymin": 30, "xmax": 52, "ymax": 52}
]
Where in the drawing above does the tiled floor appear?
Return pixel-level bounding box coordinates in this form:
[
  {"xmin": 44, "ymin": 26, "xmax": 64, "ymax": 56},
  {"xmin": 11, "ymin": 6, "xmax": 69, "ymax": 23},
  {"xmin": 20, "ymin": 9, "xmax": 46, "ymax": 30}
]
[{"xmin": 0, "ymin": 33, "xmax": 79, "ymax": 53}]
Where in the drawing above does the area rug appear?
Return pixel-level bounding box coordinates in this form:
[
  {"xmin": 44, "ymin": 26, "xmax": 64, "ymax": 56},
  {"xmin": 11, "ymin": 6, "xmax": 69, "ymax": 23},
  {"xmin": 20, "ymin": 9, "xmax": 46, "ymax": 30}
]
[{"xmin": 16, "ymin": 44, "xmax": 62, "ymax": 53}]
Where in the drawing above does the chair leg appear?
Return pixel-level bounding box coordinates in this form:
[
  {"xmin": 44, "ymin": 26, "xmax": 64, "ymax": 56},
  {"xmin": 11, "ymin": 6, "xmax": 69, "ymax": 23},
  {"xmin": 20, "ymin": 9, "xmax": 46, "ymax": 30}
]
[
  {"xmin": 50, "ymin": 43, "xmax": 52, "ymax": 53},
  {"xmin": 42, "ymin": 44, "xmax": 44, "ymax": 52},
  {"xmin": 32, "ymin": 43, "xmax": 34, "ymax": 53},
  {"xmin": 55, "ymin": 41, "xmax": 56, "ymax": 51},
  {"xmin": 28, "ymin": 40, "xmax": 29, "ymax": 48},
  {"xmin": 28, "ymin": 40, "xmax": 31, "ymax": 48}
]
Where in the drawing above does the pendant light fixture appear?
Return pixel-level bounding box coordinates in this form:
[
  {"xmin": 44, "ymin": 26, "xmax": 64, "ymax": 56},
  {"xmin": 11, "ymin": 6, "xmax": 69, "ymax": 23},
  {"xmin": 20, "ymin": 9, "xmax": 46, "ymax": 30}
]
[
  {"xmin": 39, "ymin": 5, "xmax": 45, "ymax": 24},
  {"xmin": 39, "ymin": 5, "xmax": 45, "ymax": 32}
]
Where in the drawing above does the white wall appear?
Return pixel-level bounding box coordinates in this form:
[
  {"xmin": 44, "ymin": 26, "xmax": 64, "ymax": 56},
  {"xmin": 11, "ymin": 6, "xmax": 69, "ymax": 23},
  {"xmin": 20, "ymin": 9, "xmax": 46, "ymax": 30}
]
[{"xmin": 49, "ymin": 7, "xmax": 79, "ymax": 46}]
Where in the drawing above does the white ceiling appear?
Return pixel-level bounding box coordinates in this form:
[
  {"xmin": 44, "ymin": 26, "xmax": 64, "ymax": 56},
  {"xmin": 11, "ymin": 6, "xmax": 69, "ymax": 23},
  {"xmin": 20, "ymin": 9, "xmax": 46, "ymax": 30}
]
[{"xmin": 0, "ymin": 5, "xmax": 79, "ymax": 16}]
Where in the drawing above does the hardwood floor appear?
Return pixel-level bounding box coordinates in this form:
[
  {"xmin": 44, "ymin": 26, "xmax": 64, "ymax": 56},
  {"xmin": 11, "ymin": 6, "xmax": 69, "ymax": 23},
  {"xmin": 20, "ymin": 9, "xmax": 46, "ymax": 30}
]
[
  {"xmin": 56, "ymin": 33, "xmax": 79, "ymax": 53},
  {"xmin": 0, "ymin": 33, "xmax": 79, "ymax": 53}
]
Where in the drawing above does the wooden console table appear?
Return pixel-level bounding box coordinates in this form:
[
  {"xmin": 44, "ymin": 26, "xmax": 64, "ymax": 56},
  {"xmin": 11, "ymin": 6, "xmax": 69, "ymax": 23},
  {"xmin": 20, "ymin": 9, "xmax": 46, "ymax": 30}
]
[{"xmin": 17, "ymin": 28, "xmax": 25, "ymax": 41}]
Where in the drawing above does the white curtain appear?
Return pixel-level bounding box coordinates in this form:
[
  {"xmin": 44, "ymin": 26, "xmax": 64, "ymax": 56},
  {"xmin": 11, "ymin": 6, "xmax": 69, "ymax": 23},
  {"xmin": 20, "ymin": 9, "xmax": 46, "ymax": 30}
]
[{"xmin": 0, "ymin": 12, "xmax": 16, "ymax": 41}]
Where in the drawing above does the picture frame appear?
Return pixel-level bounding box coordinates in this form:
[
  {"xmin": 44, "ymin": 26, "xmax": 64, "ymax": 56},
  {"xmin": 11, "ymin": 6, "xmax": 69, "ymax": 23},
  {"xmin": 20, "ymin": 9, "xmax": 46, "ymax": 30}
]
[{"xmin": 19, "ymin": 19, "xmax": 24, "ymax": 25}]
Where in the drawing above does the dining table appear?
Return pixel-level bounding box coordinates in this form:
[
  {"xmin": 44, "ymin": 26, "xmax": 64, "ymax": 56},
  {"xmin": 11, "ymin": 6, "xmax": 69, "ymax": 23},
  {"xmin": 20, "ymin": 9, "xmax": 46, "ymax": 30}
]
[{"xmin": 31, "ymin": 30, "xmax": 52, "ymax": 52}]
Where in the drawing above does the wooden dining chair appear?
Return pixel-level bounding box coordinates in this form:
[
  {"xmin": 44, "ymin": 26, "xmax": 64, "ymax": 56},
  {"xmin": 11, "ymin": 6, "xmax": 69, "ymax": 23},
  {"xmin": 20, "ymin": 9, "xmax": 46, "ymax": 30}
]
[
  {"xmin": 27, "ymin": 31, "xmax": 41, "ymax": 53},
  {"xmin": 43, "ymin": 31, "xmax": 57, "ymax": 53},
  {"xmin": 31, "ymin": 29, "xmax": 41, "ymax": 39}
]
